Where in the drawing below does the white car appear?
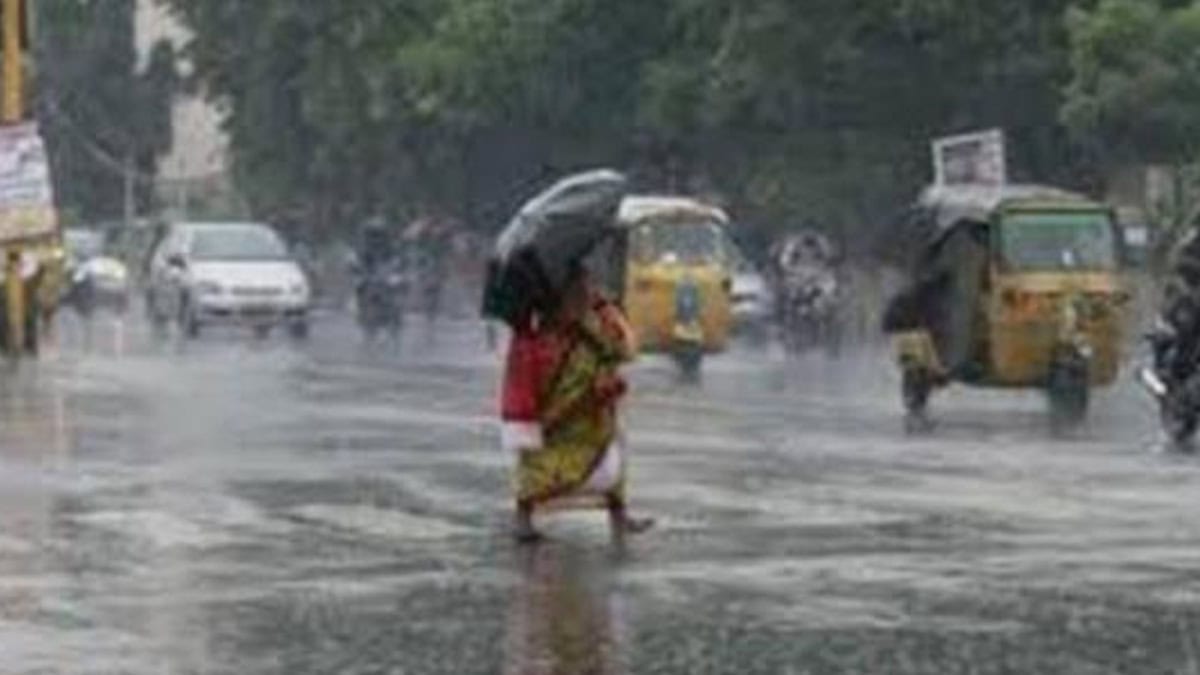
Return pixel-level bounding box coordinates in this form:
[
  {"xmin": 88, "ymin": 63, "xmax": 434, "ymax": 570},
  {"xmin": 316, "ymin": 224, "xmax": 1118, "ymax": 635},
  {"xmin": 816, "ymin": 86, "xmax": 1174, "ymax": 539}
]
[{"xmin": 146, "ymin": 222, "xmax": 311, "ymax": 339}]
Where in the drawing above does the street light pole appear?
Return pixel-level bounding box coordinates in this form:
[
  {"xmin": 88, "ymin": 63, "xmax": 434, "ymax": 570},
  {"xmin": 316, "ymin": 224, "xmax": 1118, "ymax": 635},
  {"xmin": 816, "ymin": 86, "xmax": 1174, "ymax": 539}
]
[
  {"xmin": 2, "ymin": 0, "xmax": 21, "ymax": 123},
  {"xmin": 2, "ymin": 0, "xmax": 25, "ymax": 354},
  {"xmin": 124, "ymin": 152, "xmax": 135, "ymax": 227}
]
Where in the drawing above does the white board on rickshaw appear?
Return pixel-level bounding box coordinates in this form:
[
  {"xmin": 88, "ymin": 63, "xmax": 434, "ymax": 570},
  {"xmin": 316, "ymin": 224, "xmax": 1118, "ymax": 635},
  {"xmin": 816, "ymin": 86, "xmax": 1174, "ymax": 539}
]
[
  {"xmin": 0, "ymin": 122, "xmax": 57, "ymax": 243},
  {"xmin": 932, "ymin": 128, "xmax": 1007, "ymax": 187}
]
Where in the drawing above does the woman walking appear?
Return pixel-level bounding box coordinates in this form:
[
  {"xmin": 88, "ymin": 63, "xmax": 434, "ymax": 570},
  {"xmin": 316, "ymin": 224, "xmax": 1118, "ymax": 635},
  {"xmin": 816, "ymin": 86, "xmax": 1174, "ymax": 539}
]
[{"xmin": 500, "ymin": 266, "xmax": 653, "ymax": 542}]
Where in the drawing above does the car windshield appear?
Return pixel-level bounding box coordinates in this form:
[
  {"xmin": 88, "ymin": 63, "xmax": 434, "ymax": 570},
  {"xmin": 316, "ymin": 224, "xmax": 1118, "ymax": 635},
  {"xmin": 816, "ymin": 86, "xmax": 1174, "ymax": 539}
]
[
  {"xmin": 632, "ymin": 220, "xmax": 730, "ymax": 265},
  {"xmin": 1000, "ymin": 212, "xmax": 1117, "ymax": 271},
  {"xmin": 65, "ymin": 230, "xmax": 104, "ymax": 260},
  {"xmin": 189, "ymin": 226, "xmax": 288, "ymax": 262}
]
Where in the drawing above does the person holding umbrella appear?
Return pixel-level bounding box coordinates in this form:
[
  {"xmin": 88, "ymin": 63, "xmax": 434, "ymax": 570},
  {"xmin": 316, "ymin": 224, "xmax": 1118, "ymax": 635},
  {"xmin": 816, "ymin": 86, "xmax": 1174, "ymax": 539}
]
[{"xmin": 485, "ymin": 170, "xmax": 653, "ymax": 542}]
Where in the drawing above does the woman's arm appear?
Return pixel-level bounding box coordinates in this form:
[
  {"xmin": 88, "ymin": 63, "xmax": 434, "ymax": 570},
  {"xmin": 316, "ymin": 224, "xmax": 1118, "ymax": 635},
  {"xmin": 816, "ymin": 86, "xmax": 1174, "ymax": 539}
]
[{"xmin": 579, "ymin": 296, "xmax": 636, "ymax": 363}]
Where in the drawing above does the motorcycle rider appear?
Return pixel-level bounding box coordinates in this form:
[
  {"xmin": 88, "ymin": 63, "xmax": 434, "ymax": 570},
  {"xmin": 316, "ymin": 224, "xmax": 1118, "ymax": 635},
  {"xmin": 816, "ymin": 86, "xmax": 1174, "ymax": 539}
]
[
  {"xmin": 355, "ymin": 217, "xmax": 398, "ymax": 280},
  {"xmin": 410, "ymin": 217, "xmax": 450, "ymax": 323},
  {"xmin": 1151, "ymin": 227, "xmax": 1200, "ymax": 383},
  {"xmin": 353, "ymin": 216, "xmax": 406, "ymax": 331},
  {"xmin": 773, "ymin": 232, "xmax": 838, "ymax": 328}
]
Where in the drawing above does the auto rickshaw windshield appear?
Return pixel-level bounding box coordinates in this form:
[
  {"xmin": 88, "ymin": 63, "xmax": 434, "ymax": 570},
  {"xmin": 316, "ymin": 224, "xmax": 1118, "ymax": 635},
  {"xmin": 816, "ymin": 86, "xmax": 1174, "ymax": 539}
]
[
  {"xmin": 999, "ymin": 211, "xmax": 1117, "ymax": 272},
  {"xmin": 632, "ymin": 220, "xmax": 730, "ymax": 265}
]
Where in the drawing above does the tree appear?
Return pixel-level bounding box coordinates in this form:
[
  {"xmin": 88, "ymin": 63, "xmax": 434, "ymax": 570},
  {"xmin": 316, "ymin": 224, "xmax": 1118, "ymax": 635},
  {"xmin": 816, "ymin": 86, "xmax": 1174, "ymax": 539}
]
[
  {"xmin": 1063, "ymin": 0, "xmax": 1200, "ymax": 165},
  {"xmin": 167, "ymin": 0, "xmax": 1087, "ymax": 254},
  {"xmin": 1063, "ymin": 0, "xmax": 1200, "ymax": 239},
  {"xmin": 35, "ymin": 0, "xmax": 177, "ymax": 222}
]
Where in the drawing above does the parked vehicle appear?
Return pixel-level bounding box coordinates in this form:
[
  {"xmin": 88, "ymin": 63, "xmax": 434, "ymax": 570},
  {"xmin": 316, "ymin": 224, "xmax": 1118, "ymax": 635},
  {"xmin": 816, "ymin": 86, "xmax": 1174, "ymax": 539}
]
[
  {"xmin": 883, "ymin": 184, "xmax": 1128, "ymax": 432},
  {"xmin": 146, "ymin": 222, "xmax": 311, "ymax": 340}
]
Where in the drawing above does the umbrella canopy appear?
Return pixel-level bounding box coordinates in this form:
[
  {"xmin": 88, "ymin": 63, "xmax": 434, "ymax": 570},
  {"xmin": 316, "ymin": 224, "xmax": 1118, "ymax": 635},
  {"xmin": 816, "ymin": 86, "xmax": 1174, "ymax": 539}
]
[
  {"xmin": 483, "ymin": 169, "xmax": 628, "ymax": 325},
  {"xmin": 496, "ymin": 169, "xmax": 628, "ymax": 282}
]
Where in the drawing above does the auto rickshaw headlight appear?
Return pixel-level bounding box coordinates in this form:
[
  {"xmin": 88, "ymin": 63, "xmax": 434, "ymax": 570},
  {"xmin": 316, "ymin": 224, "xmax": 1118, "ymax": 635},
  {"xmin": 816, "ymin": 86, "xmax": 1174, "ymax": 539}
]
[{"xmin": 1002, "ymin": 289, "xmax": 1039, "ymax": 316}]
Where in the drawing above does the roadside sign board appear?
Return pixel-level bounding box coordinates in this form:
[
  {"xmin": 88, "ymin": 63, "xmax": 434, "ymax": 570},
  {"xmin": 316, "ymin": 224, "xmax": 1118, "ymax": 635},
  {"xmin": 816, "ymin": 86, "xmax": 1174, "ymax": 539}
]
[
  {"xmin": 932, "ymin": 128, "xmax": 1007, "ymax": 187},
  {"xmin": 0, "ymin": 122, "xmax": 56, "ymax": 243}
]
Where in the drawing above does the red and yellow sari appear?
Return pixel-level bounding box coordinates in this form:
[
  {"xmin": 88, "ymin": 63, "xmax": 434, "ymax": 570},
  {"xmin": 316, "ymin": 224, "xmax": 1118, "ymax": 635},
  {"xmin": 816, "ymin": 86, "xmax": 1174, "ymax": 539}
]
[{"xmin": 501, "ymin": 295, "xmax": 635, "ymax": 510}]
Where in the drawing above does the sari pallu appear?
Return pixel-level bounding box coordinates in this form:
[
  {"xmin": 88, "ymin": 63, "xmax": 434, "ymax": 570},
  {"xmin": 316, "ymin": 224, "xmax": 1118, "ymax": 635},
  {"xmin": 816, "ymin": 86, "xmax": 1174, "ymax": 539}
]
[{"xmin": 501, "ymin": 299, "xmax": 634, "ymax": 510}]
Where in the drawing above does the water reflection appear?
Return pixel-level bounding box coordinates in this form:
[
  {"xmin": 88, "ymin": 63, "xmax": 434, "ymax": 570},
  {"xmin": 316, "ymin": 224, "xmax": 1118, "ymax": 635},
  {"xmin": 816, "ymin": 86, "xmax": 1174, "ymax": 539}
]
[
  {"xmin": 53, "ymin": 312, "xmax": 129, "ymax": 358},
  {"xmin": 504, "ymin": 545, "xmax": 628, "ymax": 675},
  {"xmin": 0, "ymin": 363, "xmax": 69, "ymax": 466}
]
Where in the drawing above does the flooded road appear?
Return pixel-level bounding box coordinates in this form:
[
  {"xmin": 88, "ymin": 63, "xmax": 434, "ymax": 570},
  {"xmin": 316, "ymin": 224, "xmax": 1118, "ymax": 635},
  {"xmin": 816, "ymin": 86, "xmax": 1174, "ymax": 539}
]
[{"xmin": 1, "ymin": 314, "xmax": 1198, "ymax": 673}]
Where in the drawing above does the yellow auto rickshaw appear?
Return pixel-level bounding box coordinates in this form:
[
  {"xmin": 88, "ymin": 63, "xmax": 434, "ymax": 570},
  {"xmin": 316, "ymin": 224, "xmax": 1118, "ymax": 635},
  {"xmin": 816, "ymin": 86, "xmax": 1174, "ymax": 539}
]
[
  {"xmin": 610, "ymin": 196, "xmax": 735, "ymax": 377},
  {"xmin": 884, "ymin": 184, "xmax": 1129, "ymax": 430}
]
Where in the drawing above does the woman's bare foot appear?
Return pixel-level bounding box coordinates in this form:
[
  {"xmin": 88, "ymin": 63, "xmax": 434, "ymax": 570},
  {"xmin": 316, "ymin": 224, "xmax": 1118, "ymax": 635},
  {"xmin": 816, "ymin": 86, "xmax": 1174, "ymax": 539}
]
[
  {"xmin": 514, "ymin": 524, "xmax": 544, "ymax": 544},
  {"xmin": 614, "ymin": 515, "xmax": 655, "ymax": 534},
  {"xmin": 606, "ymin": 495, "xmax": 654, "ymax": 536},
  {"xmin": 514, "ymin": 506, "xmax": 543, "ymax": 544},
  {"xmin": 609, "ymin": 506, "xmax": 655, "ymax": 536}
]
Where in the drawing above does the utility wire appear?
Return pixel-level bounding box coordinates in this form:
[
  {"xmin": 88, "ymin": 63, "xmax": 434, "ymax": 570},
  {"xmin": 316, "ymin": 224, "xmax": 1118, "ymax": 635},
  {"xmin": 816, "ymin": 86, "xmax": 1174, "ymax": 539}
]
[{"xmin": 40, "ymin": 97, "xmax": 159, "ymax": 184}]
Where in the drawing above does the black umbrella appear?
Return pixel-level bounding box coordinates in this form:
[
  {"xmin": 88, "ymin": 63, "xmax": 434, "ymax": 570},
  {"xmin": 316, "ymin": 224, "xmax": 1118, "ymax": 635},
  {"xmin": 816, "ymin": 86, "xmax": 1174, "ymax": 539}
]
[{"xmin": 482, "ymin": 169, "xmax": 628, "ymax": 325}]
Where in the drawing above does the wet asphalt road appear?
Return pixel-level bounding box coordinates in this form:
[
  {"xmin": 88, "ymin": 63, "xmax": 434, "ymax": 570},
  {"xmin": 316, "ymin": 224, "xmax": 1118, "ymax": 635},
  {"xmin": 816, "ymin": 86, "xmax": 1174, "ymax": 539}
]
[{"xmin": 1, "ymin": 312, "xmax": 1199, "ymax": 674}]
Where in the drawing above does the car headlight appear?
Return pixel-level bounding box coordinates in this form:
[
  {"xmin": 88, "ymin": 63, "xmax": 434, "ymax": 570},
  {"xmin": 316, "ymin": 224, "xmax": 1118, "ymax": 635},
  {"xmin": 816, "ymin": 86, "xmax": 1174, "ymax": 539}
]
[{"xmin": 196, "ymin": 280, "xmax": 223, "ymax": 296}]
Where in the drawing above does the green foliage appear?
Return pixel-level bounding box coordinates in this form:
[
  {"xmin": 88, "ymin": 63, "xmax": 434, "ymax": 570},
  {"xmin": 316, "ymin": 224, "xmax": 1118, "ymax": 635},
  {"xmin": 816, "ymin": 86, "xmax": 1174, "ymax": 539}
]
[
  {"xmin": 1063, "ymin": 0, "xmax": 1200, "ymax": 165},
  {"xmin": 35, "ymin": 0, "xmax": 177, "ymax": 221},
  {"xmin": 164, "ymin": 0, "xmax": 1116, "ymax": 254},
  {"xmin": 1062, "ymin": 0, "xmax": 1200, "ymax": 241}
]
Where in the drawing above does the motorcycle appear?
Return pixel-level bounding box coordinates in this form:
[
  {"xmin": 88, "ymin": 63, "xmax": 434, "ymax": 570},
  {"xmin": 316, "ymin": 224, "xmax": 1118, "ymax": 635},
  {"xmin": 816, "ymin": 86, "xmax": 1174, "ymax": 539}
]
[
  {"xmin": 63, "ymin": 256, "xmax": 130, "ymax": 319},
  {"xmin": 1140, "ymin": 329, "xmax": 1200, "ymax": 448},
  {"xmin": 672, "ymin": 277, "xmax": 705, "ymax": 381},
  {"xmin": 779, "ymin": 270, "xmax": 839, "ymax": 356},
  {"xmin": 356, "ymin": 261, "xmax": 407, "ymax": 343},
  {"xmin": 63, "ymin": 266, "xmax": 98, "ymax": 319}
]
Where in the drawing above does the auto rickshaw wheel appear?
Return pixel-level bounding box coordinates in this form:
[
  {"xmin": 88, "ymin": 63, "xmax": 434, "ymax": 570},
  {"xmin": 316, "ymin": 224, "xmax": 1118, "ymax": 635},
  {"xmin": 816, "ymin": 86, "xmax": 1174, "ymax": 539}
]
[
  {"xmin": 1047, "ymin": 357, "xmax": 1089, "ymax": 431},
  {"xmin": 901, "ymin": 367, "xmax": 933, "ymax": 432},
  {"xmin": 179, "ymin": 298, "xmax": 201, "ymax": 340},
  {"xmin": 675, "ymin": 348, "xmax": 703, "ymax": 383},
  {"xmin": 289, "ymin": 319, "xmax": 310, "ymax": 341}
]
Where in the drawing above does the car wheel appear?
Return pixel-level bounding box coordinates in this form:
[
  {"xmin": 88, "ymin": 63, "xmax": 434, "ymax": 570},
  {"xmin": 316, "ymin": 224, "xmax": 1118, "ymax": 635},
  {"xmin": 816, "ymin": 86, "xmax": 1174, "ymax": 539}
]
[
  {"xmin": 179, "ymin": 296, "xmax": 201, "ymax": 339},
  {"xmin": 146, "ymin": 290, "xmax": 168, "ymax": 335},
  {"xmin": 289, "ymin": 320, "xmax": 309, "ymax": 341}
]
